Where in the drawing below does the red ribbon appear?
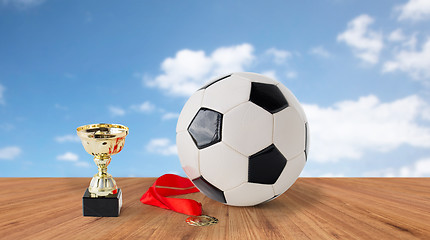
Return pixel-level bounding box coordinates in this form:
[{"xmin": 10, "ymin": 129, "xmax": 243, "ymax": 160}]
[{"xmin": 140, "ymin": 174, "xmax": 202, "ymax": 216}]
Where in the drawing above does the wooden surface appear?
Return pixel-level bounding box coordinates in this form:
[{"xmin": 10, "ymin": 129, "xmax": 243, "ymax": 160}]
[{"xmin": 1, "ymin": 178, "xmax": 429, "ymax": 240}]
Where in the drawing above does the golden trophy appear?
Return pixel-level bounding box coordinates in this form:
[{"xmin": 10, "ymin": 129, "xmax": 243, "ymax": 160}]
[{"xmin": 77, "ymin": 123, "xmax": 129, "ymax": 217}]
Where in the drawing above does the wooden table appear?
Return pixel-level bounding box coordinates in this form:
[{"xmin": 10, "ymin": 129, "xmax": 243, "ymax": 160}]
[{"xmin": 1, "ymin": 178, "xmax": 429, "ymax": 239}]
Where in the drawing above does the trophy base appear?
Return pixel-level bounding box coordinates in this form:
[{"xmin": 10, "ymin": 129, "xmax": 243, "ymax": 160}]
[{"xmin": 82, "ymin": 188, "xmax": 122, "ymax": 217}]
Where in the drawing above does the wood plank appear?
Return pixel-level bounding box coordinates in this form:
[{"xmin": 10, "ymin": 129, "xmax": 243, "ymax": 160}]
[{"xmin": 0, "ymin": 178, "xmax": 429, "ymax": 239}]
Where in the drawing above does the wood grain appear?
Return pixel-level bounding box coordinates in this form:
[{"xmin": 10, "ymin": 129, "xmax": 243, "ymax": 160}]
[{"xmin": 1, "ymin": 178, "xmax": 429, "ymax": 240}]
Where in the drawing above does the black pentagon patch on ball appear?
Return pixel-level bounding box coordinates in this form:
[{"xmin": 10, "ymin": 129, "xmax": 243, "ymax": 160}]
[
  {"xmin": 250, "ymin": 82, "xmax": 289, "ymax": 114},
  {"xmin": 192, "ymin": 176, "xmax": 226, "ymax": 203},
  {"xmin": 188, "ymin": 108, "xmax": 222, "ymax": 149},
  {"xmin": 248, "ymin": 144, "xmax": 287, "ymax": 184},
  {"xmin": 199, "ymin": 74, "xmax": 232, "ymax": 90}
]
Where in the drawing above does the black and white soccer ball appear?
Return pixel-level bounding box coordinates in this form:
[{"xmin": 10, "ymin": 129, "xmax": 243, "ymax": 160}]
[{"xmin": 176, "ymin": 72, "xmax": 309, "ymax": 206}]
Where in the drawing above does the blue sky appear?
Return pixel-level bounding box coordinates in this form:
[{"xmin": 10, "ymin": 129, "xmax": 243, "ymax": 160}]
[{"xmin": 1, "ymin": 0, "xmax": 430, "ymax": 177}]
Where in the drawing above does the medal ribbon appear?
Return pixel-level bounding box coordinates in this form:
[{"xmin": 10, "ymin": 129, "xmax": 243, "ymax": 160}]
[{"xmin": 140, "ymin": 174, "xmax": 202, "ymax": 216}]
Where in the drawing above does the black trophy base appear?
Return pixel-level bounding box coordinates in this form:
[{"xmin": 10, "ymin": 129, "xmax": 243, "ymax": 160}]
[{"xmin": 82, "ymin": 188, "xmax": 122, "ymax": 217}]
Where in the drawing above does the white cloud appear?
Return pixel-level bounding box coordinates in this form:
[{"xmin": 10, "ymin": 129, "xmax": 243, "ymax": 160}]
[
  {"xmin": 75, "ymin": 161, "xmax": 91, "ymax": 168},
  {"xmin": 108, "ymin": 106, "xmax": 126, "ymax": 116},
  {"xmin": 286, "ymin": 71, "xmax": 297, "ymax": 79},
  {"xmin": 388, "ymin": 29, "xmax": 406, "ymax": 42},
  {"xmin": 57, "ymin": 152, "xmax": 79, "ymax": 162},
  {"xmin": 261, "ymin": 70, "xmax": 278, "ymax": 81},
  {"xmin": 337, "ymin": 14, "xmax": 383, "ymax": 64},
  {"xmin": 146, "ymin": 138, "xmax": 177, "ymax": 156},
  {"xmin": 110, "ymin": 102, "xmax": 158, "ymax": 116},
  {"xmin": 145, "ymin": 43, "xmax": 255, "ymax": 97},
  {"xmin": 55, "ymin": 134, "xmax": 80, "ymax": 143},
  {"xmin": 304, "ymin": 94, "xmax": 430, "ymax": 162},
  {"xmin": 57, "ymin": 152, "xmax": 90, "ymax": 167},
  {"xmin": 0, "ymin": 84, "xmax": 5, "ymax": 105},
  {"xmin": 1, "ymin": 0, "xmax": 45, "ymax": 8},
  {"xmin": 365, "ymin": 158, "xmax": 430, "ymax": 177},
  {"xmin": 402, "ymin": 33, "xmax": 418, "ymax": 50},
  {"xmin": 265, "ymin": 48, "xmax": 292, "ymax": 64},
  {"xmin": 382, "ymin": 38, "xmax": 430, "ymax": 80},
  {"xmin": 0, "ymin": 146, "xmax": 21, "ymax": 160},
  {"xmin": 309, "ymin": 46, "xmax": 331, "ymax": 58},
  {"xmin": 396, "ymin": 0, "xmax": 430, "ymax": 22},
  {"xmin": 162, "ymin": 112, "xmax": 180, "ymax": 121},
  {"xmin": 130, "ymin": 101, "xmax": 155, "ymax": 113}
]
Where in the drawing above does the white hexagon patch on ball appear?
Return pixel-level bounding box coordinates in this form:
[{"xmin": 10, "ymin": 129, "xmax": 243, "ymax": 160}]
[{"xmin": 176, "ymin": 72, "xmax": 309, "ymax": 206}]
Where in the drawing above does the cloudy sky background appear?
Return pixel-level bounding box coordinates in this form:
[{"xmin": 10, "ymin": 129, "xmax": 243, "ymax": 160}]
[{"xmin": 1, "ymin": 0, "xmax": 430, "ymax": 177}]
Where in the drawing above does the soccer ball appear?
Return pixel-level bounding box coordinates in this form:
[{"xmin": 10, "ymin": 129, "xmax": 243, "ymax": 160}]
[{"xmin": 176, "ymin": 72, "xmax": 309, "ymax": 206}]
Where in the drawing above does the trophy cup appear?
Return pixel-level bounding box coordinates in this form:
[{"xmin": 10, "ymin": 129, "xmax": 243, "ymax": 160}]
[{"xmin": 77, "ymin": 123, "xmax": 129, "ymax": 217}]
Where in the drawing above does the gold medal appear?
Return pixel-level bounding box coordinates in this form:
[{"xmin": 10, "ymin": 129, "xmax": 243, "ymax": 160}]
[{"xmin": 186, "ymin": 215, "xmax": 218, "ymax": 226}]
